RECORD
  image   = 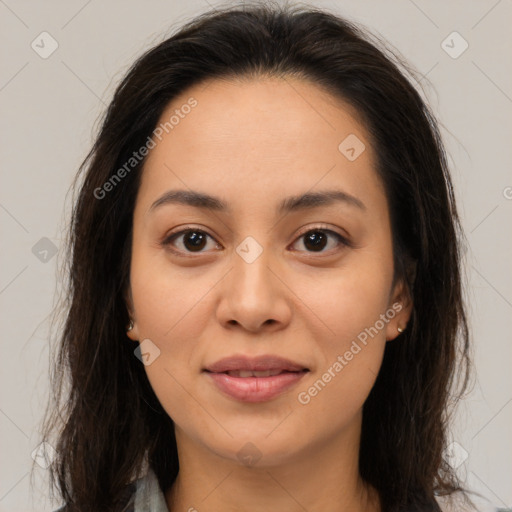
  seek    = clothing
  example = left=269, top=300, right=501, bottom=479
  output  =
left=53, top=469, right=502, bottom=511
left=53, top=468, right=168, bottom=512
left=131, top=467, right=168, bottom=511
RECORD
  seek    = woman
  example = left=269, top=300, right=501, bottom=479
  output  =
left=39, top=2, right=483, bottom=511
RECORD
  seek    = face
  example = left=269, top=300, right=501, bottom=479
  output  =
left=126, top=76, right=412, bottom=467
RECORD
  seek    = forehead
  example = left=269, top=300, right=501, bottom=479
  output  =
left=136, top=76, right=385, bottom=216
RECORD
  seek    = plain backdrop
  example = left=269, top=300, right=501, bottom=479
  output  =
left=0, top=0, right=511, bottom=511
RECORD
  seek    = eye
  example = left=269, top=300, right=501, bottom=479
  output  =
left=161, top=224, right=350, bottom=257
left=161, top=226, right=221, bottom=256
left=290, top=225, right=350, bottom=254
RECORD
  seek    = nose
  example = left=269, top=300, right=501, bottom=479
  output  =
left=216, top=249, right=292, bottom=333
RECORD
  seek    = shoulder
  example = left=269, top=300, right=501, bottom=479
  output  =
left=131, top=467, right=169, bottom=511
left=435, top=492, right=501, bottom=512
left=52, top=481, right=137, bottom=512
left=53, top=468, right=166, bottom=511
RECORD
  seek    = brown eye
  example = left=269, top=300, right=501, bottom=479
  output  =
left=291, top=228, right=349, bottom=254
left=162, top=228, right=220, bottom=254
left=161, top=225, right=350, bottom=258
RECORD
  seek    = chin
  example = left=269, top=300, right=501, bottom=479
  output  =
left=198, top=424, right=311, bottom=469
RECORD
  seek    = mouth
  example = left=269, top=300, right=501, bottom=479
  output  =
left=218, top=369, right=304, bottom=378
left=204, top=354, right=309, bottom=373
left=203, top=355, right=310, bottom=402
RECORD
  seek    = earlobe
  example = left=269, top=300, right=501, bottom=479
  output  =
left=123, top=284, right=138, bottom=341
left=386, top=318, right=408, bottom=342
left=126, top=319, right=139, bottom=341
left=385, top=278, right=413, bottom=342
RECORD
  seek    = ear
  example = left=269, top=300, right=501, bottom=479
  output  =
left=124, top=284, right=140, bottom=342
left=385, top=274, right=414, bottom=342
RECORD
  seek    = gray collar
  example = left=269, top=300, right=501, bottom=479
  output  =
left=133, top=467, right=169, bottom=511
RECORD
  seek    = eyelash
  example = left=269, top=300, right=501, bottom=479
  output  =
left=160, top=224, right=351, bottom=258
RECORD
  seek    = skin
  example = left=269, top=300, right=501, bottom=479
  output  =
left=126, top=76, right=412, bottom=512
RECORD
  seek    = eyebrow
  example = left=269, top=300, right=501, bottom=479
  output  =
left=148, top=188, right=366, bottom=215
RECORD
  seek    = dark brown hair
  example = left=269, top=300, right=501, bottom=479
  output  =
left=38, top=2, right=474, bottom=511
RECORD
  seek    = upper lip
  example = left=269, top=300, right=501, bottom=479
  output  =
left=204, top=355, right=309, bottom=373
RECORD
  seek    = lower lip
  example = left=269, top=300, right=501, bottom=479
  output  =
left=205, top=371, right=308, bottom=402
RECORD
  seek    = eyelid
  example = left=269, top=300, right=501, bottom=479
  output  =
left=162, top=224, right=214, bottom=243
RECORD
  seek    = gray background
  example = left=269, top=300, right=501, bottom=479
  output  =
left=0, top=0, right=511, bottom=510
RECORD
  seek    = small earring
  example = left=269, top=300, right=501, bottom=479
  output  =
left=397, top=325, right=404, bottom=333
left=127, top=320, right=134, bottom=332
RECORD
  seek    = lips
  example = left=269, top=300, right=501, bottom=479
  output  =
left=204, top=355, right=309, bottom=373
left=204, top=355, right=309, bottom=402
left=224, top=369, right=286, bottom=378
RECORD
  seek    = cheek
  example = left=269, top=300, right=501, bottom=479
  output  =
left=293, top=252, right=393, bottom=413
left=130, top=243, right=214, bottom=342
left=294, top=284, right=390, bottom=431
left=296, top=255, right=393, bottom=349
left=129, top=257, right=214, bottom=425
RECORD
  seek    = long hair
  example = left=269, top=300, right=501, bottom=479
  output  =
left=38, top=2, right=473, bottom=511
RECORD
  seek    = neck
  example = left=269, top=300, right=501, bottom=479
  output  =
left=165, top=412, right=381, bottom=512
